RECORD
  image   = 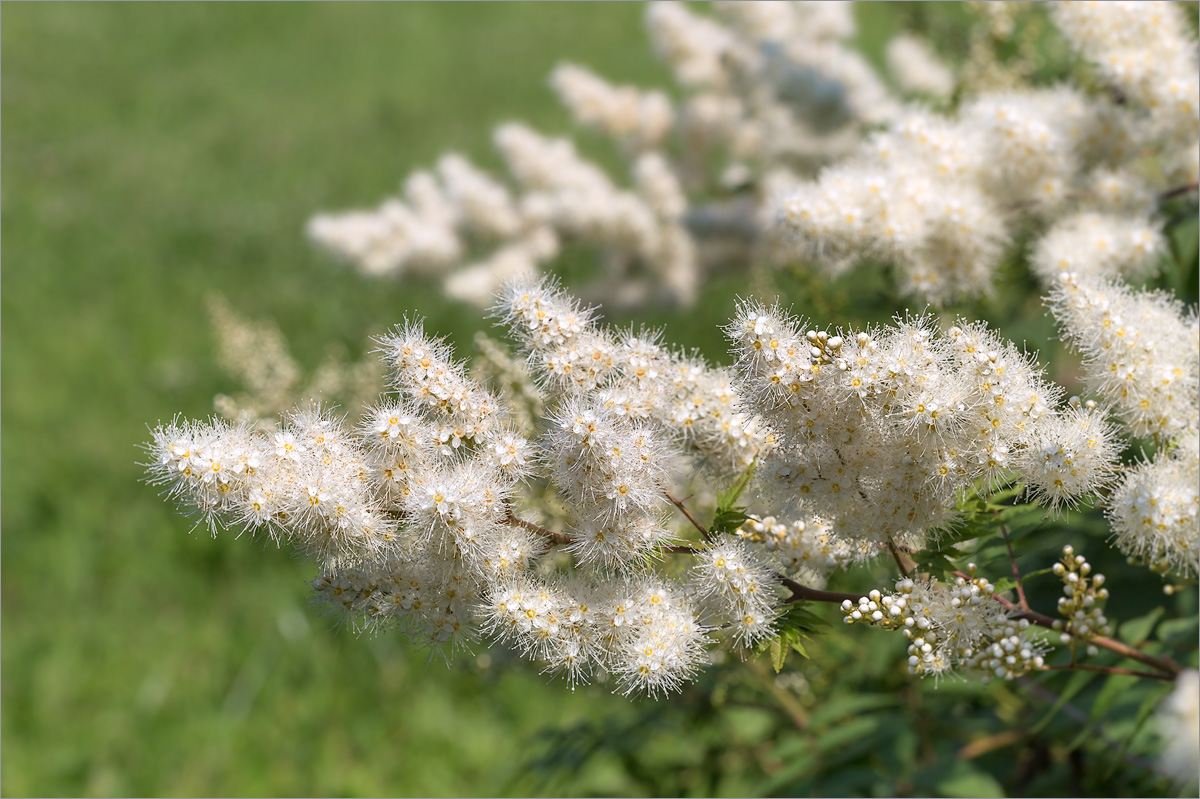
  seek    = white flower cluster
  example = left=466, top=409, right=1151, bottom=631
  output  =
left=482, top=576, right=707, bottom=696
left=149, top=278, right=788, bottom=695
left=651, top=1, right=896, bottom=165
left=1049, top=273, right=1199, bottom=441
left=778, top=83, right=1166, bottom=304
left=1048, top=272, right=1200, bottom=578
left=150, top=408, right=400, bottom=562
left=776, top=0, right=1198, bottom=305
left=689, top=540, right=779, bottom=648
left=1030, top=210, right=1164, bottom=286
left=736, top=514, right=864, bottom=588
left=307, top=2, right=957, bottom=310
left=549, top=63, right=673, bottom=152
left=1109, top=436, right=1200, bottom=580
left=841, top=571, right=1049, bottom=682
left=726, top=301, right=1117, bottom=547
left=308, top=123, right=698, bottom=310
left=1047, top=545, right=1110, bottom=652
left=152, top=272, right=1193, bottom=695
left=886, top=34, right=956, bottom=100
left=1052, top=1, right=1200, bottom=166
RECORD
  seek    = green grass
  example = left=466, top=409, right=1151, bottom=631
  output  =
left=6, top=4, right=1197, bottom=798
left=0, top=5, right=681, bottom=796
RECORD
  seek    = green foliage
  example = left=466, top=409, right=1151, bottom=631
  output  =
left=709, top=461, right=756, bottom=537
left=4, top=3, right=1197, bottom=798
left=752, top=604, right=831, bottom=674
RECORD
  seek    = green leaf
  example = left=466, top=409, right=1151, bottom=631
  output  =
left=716, top=460, right=756, bottom=510
left=936, top=761, right=1007, bottom=798
left=1031, top=669, right=1097, bottom=734
left=1119, top=607, right=1164, bottom=646
left=770, top=636, right=786, bottom=673
left=1090, top=673, right=1139, bottom=722
left=710, top=506, right=749, bottom=536
left=1102, top=684, right=1172, bottom=780
left=1157, top=616, right=1200, bottom=645
left=1020, top=566, right=1056, bottom=583
left=1065, top=674, right=1137, bottom=752
left=774, top=603, right=831, bottom=635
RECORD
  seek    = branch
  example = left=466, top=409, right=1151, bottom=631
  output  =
left=664, top=490, right=713, bottom=542
left=502, top=511, right=572, bottom=546
left=505, top=509, right=1183, bottom=679
left=997, top=514, right=1030, bottom=611
left=989, top=592, right=1182, bottom=677
left=886, top=537, right=917, bottom=577
left=1159, top=181, right=1199, bottom=202
left=778, top=575, right=867, bottom=605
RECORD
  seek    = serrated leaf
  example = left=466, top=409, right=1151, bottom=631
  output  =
left=770, top=636, right=786, bottom=673
left=993, top=577, right=1017, bottom=593
left=790, top=636, right=810, bottom=659
left=716, top=461, right=756, bottom=510
left=710, top=507, right=749, bottom=536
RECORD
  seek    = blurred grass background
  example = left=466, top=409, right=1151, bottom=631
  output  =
left=1, top=5, right=679, bottom=795
left=3, top=4, right=1196, bottom=798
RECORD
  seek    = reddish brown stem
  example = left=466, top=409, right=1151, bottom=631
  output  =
left=779, top=575, right=867, bottom=605
left=502, top=511, right=571, bottom=545
left=664, top=490, right=713, bottom=542
left=997, top=515, right=1030, bottom=611
left=662, top=543, right=703, bottom=554
left=1159, top=181, right=1199, bottom=201
left=886, top=538, right=916, bottom=577
left=989, top=592, right=1182, bottom=676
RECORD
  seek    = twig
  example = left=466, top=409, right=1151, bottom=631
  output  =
left=502, top=511, right=572, bottom=545
left=664, top=490, right=713, bottom=542
left=988, top=591, right=1182, bottom=676
left=1159, top=181, right=1199, bottom=202
left=997, top=514, right=1029, bottom=611
left=778, top=575, right=867, bottom=605
left=886, top=537, right=916, bottom=577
